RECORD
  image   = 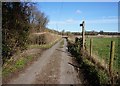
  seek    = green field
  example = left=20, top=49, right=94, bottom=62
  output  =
left=86, top=37, right=120, bottom=72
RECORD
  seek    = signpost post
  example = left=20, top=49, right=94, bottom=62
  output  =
left=80, top=21, right=85, bottom=49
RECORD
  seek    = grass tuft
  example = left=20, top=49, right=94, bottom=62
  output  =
left=59, top=39, right=64, bottom=48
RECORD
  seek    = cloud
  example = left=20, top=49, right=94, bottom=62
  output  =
left=66, top=19, right=78, bottom=23
left=76, top=10, right=82, bottom=14
left=48, top=21, right=65, bottom=25
left=102, top=16, right=117, bottom=19
left=86, top=17, right=117, bottom=24
left=49, top=18, right=80, bottom=25
left=48, top=16, right=117, bottom=28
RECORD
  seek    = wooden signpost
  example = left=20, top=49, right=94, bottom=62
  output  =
left=80, top=21, right=85, bottom=49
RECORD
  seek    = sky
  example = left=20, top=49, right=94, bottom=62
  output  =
left=36, top=2, right=118, bottom=32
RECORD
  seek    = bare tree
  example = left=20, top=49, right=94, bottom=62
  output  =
left=30, top=5, right=49, bottom=32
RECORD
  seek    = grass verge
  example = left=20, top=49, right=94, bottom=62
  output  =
left=2, top=54, right=37, bottom=84
left=67, top=39, right=111, bottom=85
left=3, top=55, right=33, bottom=77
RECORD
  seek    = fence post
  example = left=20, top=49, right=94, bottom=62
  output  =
left=90, top=38, right=92, bottom=56
left=109, top=41, right=115, bottom=85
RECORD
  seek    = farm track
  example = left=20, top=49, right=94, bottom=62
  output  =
left=6, top=39, right=82, bottom=84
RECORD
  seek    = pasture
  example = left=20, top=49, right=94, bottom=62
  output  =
left=86, top=37, right=120, bottom=72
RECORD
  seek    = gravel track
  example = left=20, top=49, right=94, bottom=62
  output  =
left=7, top=39, right=82, bottom=84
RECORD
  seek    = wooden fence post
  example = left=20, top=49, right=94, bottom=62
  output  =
left=38, top=36, right=40, bottom=45
left=90, top=38, right=93, bottom=56
left=109, top=41, right=115, bottom=85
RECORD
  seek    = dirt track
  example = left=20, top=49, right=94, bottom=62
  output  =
left=7, top=39, right=82, bottom=84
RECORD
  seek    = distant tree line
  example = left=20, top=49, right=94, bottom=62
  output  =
left=2, top=2, right=49, bottom=64
left=72, top=30, right=120, bottom=36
